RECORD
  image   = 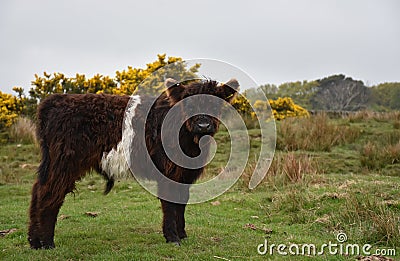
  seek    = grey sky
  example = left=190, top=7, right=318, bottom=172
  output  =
left=0, top=0, right=399, bottom=94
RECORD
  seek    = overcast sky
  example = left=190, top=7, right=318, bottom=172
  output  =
left=0, top=0, right=399, bottom=94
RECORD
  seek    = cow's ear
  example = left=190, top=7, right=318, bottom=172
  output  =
left=165, top=78, right=185, bottom=105
left=217, top=78, right=240, bottom=103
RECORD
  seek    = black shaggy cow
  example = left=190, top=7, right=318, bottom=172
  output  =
left=28, top=78, right=239, bottom=249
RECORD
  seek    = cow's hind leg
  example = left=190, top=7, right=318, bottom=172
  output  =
left=29, top=179, right=75, bottom=249
left=28, top=181, right=41, bottom=249
left=37, top=199, right=65, bottom=249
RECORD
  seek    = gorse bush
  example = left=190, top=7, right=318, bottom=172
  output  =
left=0, top=54, right=202, bottom=126
left=276, top=113, right=360, bottom=151
left=1, top=54, right=256, bottom=131
left=231, top=94, right=257, bottom=127
left=270, top=97, right=309, bottom=120
left=0, top=90, right=25, bottom=129
left=29, top=54, right=199, bottom=100
left=253, top=97, right=309, bottom=121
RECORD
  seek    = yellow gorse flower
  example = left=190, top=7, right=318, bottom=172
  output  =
left=0, top=91, right=25, bottom=128
left=254, top=97, right=309, bottom=121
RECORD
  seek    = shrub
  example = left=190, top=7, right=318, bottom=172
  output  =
left=0, top=91, right=25, bottom=129
left=253, top=97, right=309, bottom=121
left=232, top=94, right=254, bottom=117
left=269, top=97, right=309, bottom=120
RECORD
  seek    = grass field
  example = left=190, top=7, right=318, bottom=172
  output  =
left=0, top=115, right=399, bottom=260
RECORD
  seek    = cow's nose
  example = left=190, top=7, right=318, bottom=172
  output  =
left=198, top=123, right=211, bottom=131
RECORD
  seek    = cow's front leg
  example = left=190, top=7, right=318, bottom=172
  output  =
left=176, top=203, right=187, bottom=240
left=160, top=199, right=180, bottom=244
left=176, top=185, right=189, bottom=240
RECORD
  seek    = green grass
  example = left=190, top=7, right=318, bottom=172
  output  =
left=1, top=116, right=400, bottom=260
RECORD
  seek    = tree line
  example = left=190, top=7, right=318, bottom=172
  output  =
left=247, top=74, right=400, bottom=112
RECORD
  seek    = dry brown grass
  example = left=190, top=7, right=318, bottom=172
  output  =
left=277, top=114, right=360, bottom=151
left=266, top=152, right=321, bottom=186
left=360, top=131, right=400, bottom=170
left=9, top=117, right=37, bottom=145
left=348, top=110, right=400, bottom=122
left=239, top=152, right=321, bottom=189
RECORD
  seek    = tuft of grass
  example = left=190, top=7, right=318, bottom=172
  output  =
left=281, top=153, right=319, bottom=184
left=8, top=117, right=37, bottom=145
left=270, top=186, right=318, bottom=225
left=331, top=194, right=400, bottom=247
left=277, top=114, right=360, bottom=151
left=239, top=152, right=321, bottom=190
left=266, top=152, right=320, bottom=186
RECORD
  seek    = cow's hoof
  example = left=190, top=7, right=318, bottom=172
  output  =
left=166, top=239, right=181, bottom=246
left=178, top=231, right=187, bottom=240
left=171, top=241, right=181, bottom=246
left=28, top=237, right=42, bottom=250
left=40, top=240, right=55, bottom=249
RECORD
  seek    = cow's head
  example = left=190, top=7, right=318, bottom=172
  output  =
left=164, top=78, right=239, bottom=139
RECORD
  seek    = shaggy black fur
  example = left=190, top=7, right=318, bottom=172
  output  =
left=28, top=79, right=239, bottom=249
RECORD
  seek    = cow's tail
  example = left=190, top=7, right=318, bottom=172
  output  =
left=36, top=98, right=51, bottom=185
left=104, top=176, right=115, bottom=195
left=99, top=170, right=115, bottom=195
left=38, top=143, right=50, bottom=185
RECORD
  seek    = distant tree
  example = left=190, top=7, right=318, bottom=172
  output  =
left=369, top=82, right=400, bottom=111
left=242, top=87, right=268, bottom=105
left=256, top=81, right=318, bottom=109
left=310, top=74, right=369, bottom=111
left=277, top=80, right=318, bottom=109
left=236, top=74, right=400, bottom=114
left=259, top=84, right=279, bottom=99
